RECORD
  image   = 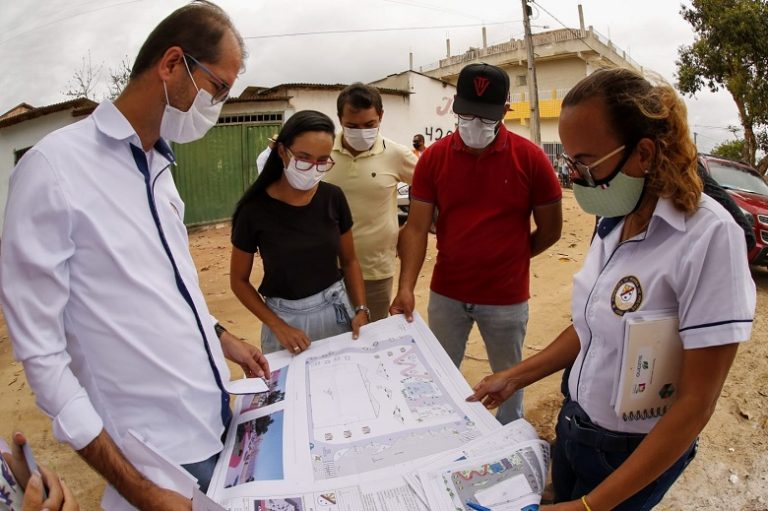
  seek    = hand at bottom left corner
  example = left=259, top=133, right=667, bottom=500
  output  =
left=21, top=466, right=80, bottom=511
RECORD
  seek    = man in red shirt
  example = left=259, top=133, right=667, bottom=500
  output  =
left=390, top=63, right=562, bottom=423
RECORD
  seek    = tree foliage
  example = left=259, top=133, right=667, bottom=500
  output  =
left=676, top=0, right=768, bottom=174
left=711, top=139, right=746, bottom=161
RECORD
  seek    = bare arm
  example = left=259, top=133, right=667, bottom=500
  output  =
left=530, top=200, right=563, bottom=257
left=338, top=230, right=369, bottom=336
left=219, top=330, right=270, bottom=379
left=389, top=200, right=434, bottom=320
left=77, top=430, right=191, bottom=511
left=468, top=324, right=581, bottom=407
left=579, top=343, right=738, bottom=511
left=229, top=247, right=310, bottom=353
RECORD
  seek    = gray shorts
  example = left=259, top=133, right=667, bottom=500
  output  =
left=261, top=279, right=353, bottom=354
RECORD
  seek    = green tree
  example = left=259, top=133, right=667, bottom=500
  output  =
left=676, top=0, right=768, bottom=174
left=711, top=139, right=746, bottom=161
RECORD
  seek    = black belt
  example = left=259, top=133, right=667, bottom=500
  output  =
left=560, top=399, right=646, bottom=453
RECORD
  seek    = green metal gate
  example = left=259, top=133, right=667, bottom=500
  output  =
left=171, top=123, right=280, bottom=226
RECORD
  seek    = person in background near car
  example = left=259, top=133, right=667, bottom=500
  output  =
left=412, top=134, right=426, bottom=158
left=324, top=83, right=417, bottom=321
left=469, top=68, right=755, bottom=511
left=391, top=63, right=563, bottom=425
left=230, top=111, right=369, bottom=355
left=0, top=3, right=270, bottom=509
left=557, top=152, right=571, bottom=188
left=255, top=133, right=277, bottom=175
left=1, top=432, right=79, bottom=511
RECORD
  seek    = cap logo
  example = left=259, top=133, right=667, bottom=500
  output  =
left=474, top=76, right=490, bottom=97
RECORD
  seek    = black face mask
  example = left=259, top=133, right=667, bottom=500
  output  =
left=413, top=142, right=420, bottom=149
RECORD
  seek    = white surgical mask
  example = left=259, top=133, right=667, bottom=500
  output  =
left=343, top=127, right=379, bottom=152
left=160, top=62, right=223, bottom=143
left=458, top=117, right=498, bottom=149
left=284, top=158, right=324, bottom=191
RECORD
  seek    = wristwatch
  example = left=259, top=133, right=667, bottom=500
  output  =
left=354, top=305, right=371, bottom=319
left=214, top=322, right=228, bottom=339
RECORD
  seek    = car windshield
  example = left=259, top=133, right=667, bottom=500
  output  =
left=708, top=161, right=768, bottom=196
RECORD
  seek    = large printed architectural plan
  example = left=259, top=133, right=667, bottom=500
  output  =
left=207, top=314, right=503, bottom=510
left=306, top=336, right=482, bottom=480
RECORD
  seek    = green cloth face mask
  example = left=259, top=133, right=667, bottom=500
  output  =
left=573, top=171, right=646, bottom=218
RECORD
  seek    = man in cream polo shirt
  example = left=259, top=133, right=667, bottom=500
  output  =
left=325, top=83, right=417, bottom=321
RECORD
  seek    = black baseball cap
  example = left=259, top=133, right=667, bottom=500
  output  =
left=453, top=63, right=510, bottom=121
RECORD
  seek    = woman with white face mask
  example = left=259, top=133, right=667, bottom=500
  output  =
left=468, top=69, right=755, bottom=511
left=230, top=111, right=369, bottom=355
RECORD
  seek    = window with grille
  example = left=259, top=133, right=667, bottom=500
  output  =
left=217, top=112, right=284, bottom=125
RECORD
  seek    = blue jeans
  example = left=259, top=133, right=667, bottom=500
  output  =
left=552, top=399, right=697, bottom=510
left=261, top=279, right=353, bottom=354
left=428, top=291, right=528, bottom=424
left=182, top=451, right=219, bottom=494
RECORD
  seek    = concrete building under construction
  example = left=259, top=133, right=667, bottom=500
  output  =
left=420, top=11, right=646, bottom=165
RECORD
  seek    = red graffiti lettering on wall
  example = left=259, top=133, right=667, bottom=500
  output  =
left=435, top=97, right=453, bottom=116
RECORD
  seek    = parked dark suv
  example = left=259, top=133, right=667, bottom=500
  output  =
left=699, top=154, right=768, bottom=265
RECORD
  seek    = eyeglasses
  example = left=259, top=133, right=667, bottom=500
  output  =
left=183, top=53, right=231, bottom=105
left=286, top=148, right=335, bottom=173
left=562, top=145, right=626, bottom=187
left=457, top=114, right=498, bottom=125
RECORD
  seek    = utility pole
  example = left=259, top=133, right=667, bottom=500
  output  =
left=521, top=0, right=541, bottom=145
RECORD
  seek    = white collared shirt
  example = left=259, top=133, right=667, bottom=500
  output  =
left=569, top=195, right=756, bottom=433
left=0, top=102, right=230, bottom=465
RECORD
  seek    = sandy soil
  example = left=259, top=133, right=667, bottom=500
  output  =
left=1, top=190, right=766, bottom=510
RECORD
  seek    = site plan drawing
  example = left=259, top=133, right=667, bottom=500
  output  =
left=206, top=314, right=503, bottom=510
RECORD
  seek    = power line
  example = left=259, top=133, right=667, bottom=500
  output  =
left=381, top=0, right=485, bottom=22
left=0, top=0, right=143, bottom=47
left=243, top=20, right=518, bottom=40
left=529, top=1, right=605, bottom=60
left=692, top=124, right=742, bottom=132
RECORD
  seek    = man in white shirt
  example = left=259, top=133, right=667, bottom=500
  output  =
left=255, top=134, right=277, bottom=174
left=0, top=3, right=269, bottom=510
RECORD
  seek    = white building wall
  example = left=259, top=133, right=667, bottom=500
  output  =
left=370, top=72, right=457, bottom=148
left=0, top=110, right=90, bottom=231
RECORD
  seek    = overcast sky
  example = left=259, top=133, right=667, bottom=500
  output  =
left=0, top=0, right=739, bottom=152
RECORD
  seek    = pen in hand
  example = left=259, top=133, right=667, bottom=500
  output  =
left=466, top=501, right=492, bottom=511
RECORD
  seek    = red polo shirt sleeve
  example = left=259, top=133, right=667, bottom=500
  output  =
left=529, top=146, right=562, bottom=206
left=410, top=143, right=438, bottom=204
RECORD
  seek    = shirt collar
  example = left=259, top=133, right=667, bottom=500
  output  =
left=596, top=197, right=687, bottom=239
left=333, top=131, right=385, bottom=157
left=651, top=196, right=686, bottom=232
left=93, top=100, right=139, bottom=142
left=451, top=122, right=509, bottom=154
left=93, top=100, right=175, bottom=165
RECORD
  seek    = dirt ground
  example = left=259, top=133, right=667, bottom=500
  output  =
left=1, top=190, right=766, bottom=510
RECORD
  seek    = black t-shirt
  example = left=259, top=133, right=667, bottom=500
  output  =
left=231, top=182, right=354, bottom=299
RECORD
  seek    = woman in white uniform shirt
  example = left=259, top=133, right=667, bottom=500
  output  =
left=468, top=68, right=755, bottom=511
